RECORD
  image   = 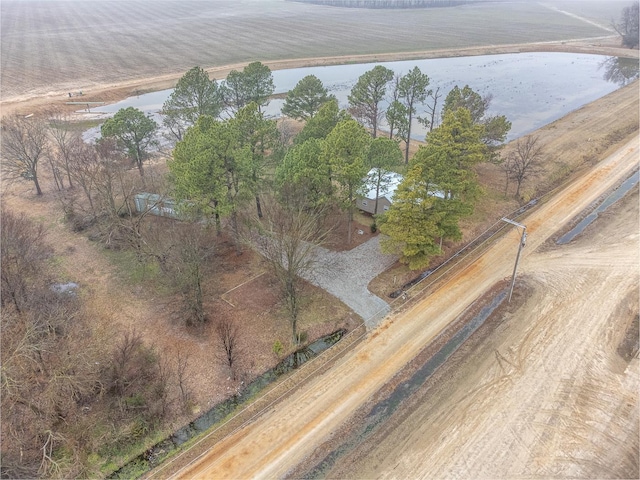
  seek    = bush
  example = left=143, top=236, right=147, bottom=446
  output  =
left=272, top=340, right=284, bottom=357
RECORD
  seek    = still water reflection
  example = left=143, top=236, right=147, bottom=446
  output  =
left=84, top=52, right=638, bottom=144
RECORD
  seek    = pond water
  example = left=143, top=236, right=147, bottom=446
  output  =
left=84, top=53, right=638, bottom=144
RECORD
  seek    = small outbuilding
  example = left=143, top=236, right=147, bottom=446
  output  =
left=134, top=193, right=182, bottom=219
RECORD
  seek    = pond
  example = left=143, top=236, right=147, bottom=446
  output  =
left=83, top=53, right=638, bottom=144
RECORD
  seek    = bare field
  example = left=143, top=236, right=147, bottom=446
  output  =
left=1, top=0, right=616, bottom=103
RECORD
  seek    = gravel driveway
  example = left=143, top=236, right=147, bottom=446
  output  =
left=302, top=235, right=397, bottom=329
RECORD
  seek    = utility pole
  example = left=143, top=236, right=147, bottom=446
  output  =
left=501, top=217, right=527, bottom=303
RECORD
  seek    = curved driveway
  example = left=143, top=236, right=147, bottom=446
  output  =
left=302, top=235, right=398, bottom=328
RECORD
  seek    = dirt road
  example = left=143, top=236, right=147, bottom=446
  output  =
left=169, top=134, right=638, bottom=477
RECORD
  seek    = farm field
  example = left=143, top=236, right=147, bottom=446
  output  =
left=0, top=0, right=622, bottom=106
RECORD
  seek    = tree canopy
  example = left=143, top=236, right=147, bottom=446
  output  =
left=294, top=98, right=348, bottom=144
left=169, top=115, right=250, bottom=245
left=101, top=107, right=157, bottom=175
left=282, top=75, right=335, bottom=120
left=222, top=61, right=275, bottom=112
left=232, top=102, right=278, bottom=218
left=323, top=118, right=371, bottom=244
left=442, top=85, right=511, bottom=155
left=365, top=137, right=403, bottom=215
left=442, top=85, right=488, bottom=124
left=397, top=67, right=431, bottom=163
left=380, top=108, right=486, bottom=269
left=348, top=65, right=394, bottom=138
left=0, top=114, right=49, bottom=195
left=162, top=66, right=223, bottom=141
left=275, top=138, right=332, bottom=210
left=385, top=99, right=409, bottom=142
left=613, top=2, right=639, bottom=48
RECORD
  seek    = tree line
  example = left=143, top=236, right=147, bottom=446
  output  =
left=288, top=0, right=473, bottom=8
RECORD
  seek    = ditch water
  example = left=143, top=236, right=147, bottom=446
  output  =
left=109, top=329, right=345, bottom=479
left=83, top=53, right=638, bottom=144
left=556, top=169, right=639, bottom=245
left=303, top=289, right=509, bottom=478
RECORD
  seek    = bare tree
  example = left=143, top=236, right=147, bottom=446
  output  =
left=107, top=329, right=168, bottom=420
left=214, top=317, right=243, bottom=380
left=47, top=108, right=86, bottom=189
left=612, top=2, right=639, bottom=48
left=62, top=139, right=102, bottom=227
left=0, top=208, right=52, bottom=313
left=155, top=351, right=173, bottom=417
left=149, top=221, right=217, bottom=326
left=1, top=242, right=104, bottom=478
left=504, top=135, right=545, bottom=198
left=174, top=350, right=192, bottom=409
left=1, top=114, right=50, bottom=195
left=253, top=200, right=330, bottom=344
left=418, top=85, right=443, bottom=133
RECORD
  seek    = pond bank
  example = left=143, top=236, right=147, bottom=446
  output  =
left=2, top=36, right=636, bottom=118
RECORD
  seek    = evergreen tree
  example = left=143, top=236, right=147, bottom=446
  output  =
left=169, top=116, right=250, bottom=247
left=398, top=67, right=430, bottom=163
left=442, top=84, right=511, bottom=157
left=380, top=108, right=486, bottom=269
left=275, top=138, right=332, bottom=210
left=101, top=107, right=157, bottom=175
left=323, top=119, right=371, bottom=244
left=294, top=99, right=348, bottom=144
left=282, top=75, right=335, bottom=120
left=162, top=66, right=223, bottom=141
left=348, top=65, right=394, bottom=138
left=232, top=102, right=278, bottom=218
left=222, top=61, right=275, bottom=112
left=365, top=137, right=403, bottom=215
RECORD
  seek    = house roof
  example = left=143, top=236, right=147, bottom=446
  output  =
left=362, top=170, right=404, bottom=201
left=361, top=169, right=446, bottom=203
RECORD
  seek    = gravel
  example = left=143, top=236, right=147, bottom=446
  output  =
left=302, top=235, right=398, bottom=329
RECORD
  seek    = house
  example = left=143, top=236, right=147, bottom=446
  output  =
left=357, top=169, right=446, bottom=215
left=357, top=170, right=404, bottom=215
